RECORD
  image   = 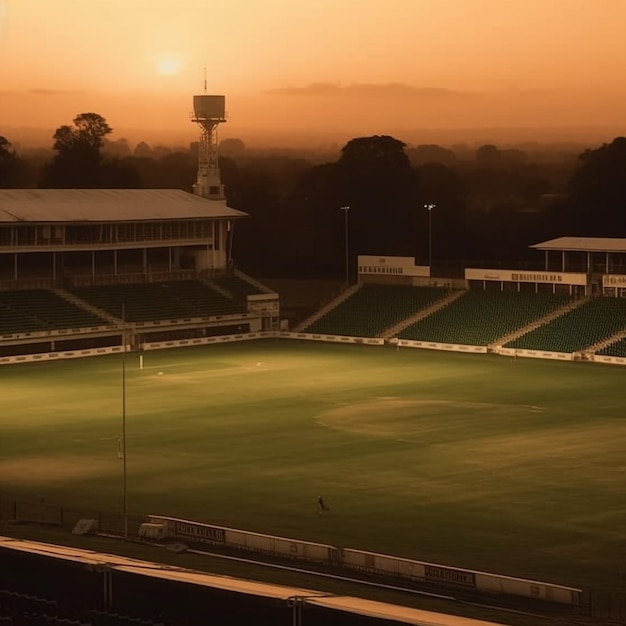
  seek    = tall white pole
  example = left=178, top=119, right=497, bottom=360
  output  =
left=121, top=305, right=128, bottom=541
left=340, top=206, right=350, bottom=286
left=424, top=204, right=436, bottom=271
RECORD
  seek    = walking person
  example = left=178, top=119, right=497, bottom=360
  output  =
left=317, top=495, right=330, bottom=516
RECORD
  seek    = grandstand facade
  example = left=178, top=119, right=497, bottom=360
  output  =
left=0, top=189, right=279, bottom=361
left=294, top=242, right=626, bottom=366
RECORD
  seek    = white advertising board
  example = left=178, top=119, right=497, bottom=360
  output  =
left=358, top=255, right=430, bottom=277
left=465, top=268, right=587, bottom=286
left=602, top=274, right=626, bottom=288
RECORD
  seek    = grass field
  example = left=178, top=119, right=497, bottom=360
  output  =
left=1, top=340, right=626, bottom=592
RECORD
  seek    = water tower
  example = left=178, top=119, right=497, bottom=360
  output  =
left=192, top=94, right=226, bottom=200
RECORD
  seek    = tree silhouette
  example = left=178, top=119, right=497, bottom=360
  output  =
left=41, top=113, right=138, bottom=188
left=0, top=136, right=21, bottom=187
left=334, top=135, right=418, bottom=256
left=567, top=137, right=626, bottom=235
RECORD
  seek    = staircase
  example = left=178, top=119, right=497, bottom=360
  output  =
left=54, top=288, right=119, bottom=325
left=293, top=284, right=361, bottom=332
left=201, top=278, right=234, bottom=299
left=586, top=328, right=626, bottom=354
left=381, top=289, right=466, bottom=339
left=234, top=268, right=275, bottom=294
left=489, top=296, right=588, bottom=348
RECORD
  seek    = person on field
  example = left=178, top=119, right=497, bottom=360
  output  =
left=317, top=496, right=330, bottom=516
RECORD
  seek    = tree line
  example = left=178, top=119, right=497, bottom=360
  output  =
left=1, top=113, right=626, bottom=278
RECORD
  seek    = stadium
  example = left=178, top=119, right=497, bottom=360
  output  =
left=2, top=97, right=626, bottom=626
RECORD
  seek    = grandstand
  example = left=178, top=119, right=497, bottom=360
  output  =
left=0, top=189, right=279, bottom=359
left=398, top=289, right=574, bottom=346
left=292, top=242, right=626, bottom=364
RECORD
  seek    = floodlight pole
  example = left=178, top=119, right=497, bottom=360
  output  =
left=121, top=305, right=128, bottom=541
left=424, top=204, right=436, bottom=271
left=340, top=206, right=350, bottom=286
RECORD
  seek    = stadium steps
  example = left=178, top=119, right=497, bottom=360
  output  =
left=381, top=289, right=466, bottom=339
left=234, top=268, right=275, bottom=294
left=53, top=288, right=120, bottom=325
left=504, top=296, right=626, bottom=353
left=490, top=295, right=587, bottom=348
left=293, top=283, right=361, bottom=332
left=201, top=278, right=235, bottom=299
left=587, top=327, right=626, bottom=354
left=597, top=335, right=626, bottom=358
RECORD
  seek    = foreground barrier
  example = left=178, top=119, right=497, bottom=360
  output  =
left=142, top=331, right=276, bottom=351
left=145, top=515, right=582, bottom=606
left=497, top=347, right=573, bottom=361
left=0, top=329, right=621, bottom=369
left=147, top=515, right=338, bottom=565
left=0, top=345, right=124, bottom=365
left=341, top=548, right=582, bottom=605
left=397, top=339, right=487, bottom=354
left=277, top=331, right=385, bottom=345
left=593, top=354, right=626, bottom=366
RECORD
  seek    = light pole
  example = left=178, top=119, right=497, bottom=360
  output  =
left=340, top=205, right=350, bottom=286
left=424, top=204, right=435, bottom=271
left=121, top=305, right=128, bottom=541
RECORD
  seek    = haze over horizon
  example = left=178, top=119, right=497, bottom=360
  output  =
left=1, top=0, right=625, bottom=148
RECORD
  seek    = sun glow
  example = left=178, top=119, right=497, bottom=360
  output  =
left=156, top=55, right=182, bottom=76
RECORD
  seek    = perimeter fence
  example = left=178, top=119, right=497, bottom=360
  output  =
left=4, top=492, right=626, bottom=624
left=0, top=493, right=147, bottom=537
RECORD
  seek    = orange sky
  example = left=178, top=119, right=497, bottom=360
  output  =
left=1, top=0, right=625, bottom=147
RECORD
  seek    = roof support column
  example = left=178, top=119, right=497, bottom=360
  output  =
left=92, top=251, right=95, bottom=277
left=606, top=251, right=610, bottom=273
left=53, top=252, right=56, bottom=281
left=562, top=250, right=565, bottom=272
left=114, top=250, right=118, bottom=276
left=14, top=252, right=17, bottom=280
left=544, top=250, right=548, bottom=270
left=143, top=248, right=147, bottom=279
left=587, top=251, right=591, bottom=272
left=168, top=247, right=172, bottom=273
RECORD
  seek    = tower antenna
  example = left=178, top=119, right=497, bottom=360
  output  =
left=203, top=64, right=207, bottom=94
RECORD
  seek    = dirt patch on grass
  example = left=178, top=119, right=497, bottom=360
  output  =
left=317, top=397, right=543, bottom=440
left=0, top=456, right=112, bottom=484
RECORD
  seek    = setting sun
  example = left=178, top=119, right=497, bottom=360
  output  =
left=1, top=0, right=626, bottom=145
left=156, top=54, right=182, bottom=76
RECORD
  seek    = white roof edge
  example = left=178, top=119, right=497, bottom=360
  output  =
left=0, top=189, right=247, bottom=223
left=530, top=237, right=626, bottom=253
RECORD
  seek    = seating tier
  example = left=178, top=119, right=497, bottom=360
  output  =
left=71, top=281, right=242, bottom=323
left=305, top=284, right=449, bottom=337
left=399, top=290, right=572, bottom=346
left=506, top=296, right=626, bottom=353
left=0, top=290, right=106, bottom=335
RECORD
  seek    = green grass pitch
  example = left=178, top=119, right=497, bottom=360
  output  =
left=1, top=340, right=626, bottom=591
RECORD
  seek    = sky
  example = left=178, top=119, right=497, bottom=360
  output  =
left=1, top=0, right=625, bottom=147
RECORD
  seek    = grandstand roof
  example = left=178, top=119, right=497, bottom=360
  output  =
left=531, top=237, right=626, bottom=253
left=0, top=189, right=247, bottom=223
